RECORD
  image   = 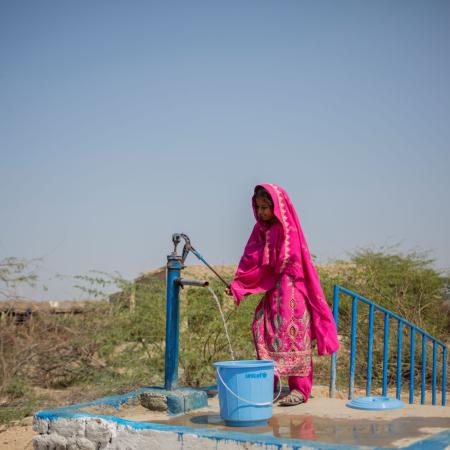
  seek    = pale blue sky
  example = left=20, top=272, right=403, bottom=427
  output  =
left=1, top=1, right=449, bottom=300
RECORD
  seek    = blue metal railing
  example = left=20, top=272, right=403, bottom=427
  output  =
left=329, top=285, right=448, bottom=406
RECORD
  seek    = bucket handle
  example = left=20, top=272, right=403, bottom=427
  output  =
left=216, top=368, right=283, bottom=406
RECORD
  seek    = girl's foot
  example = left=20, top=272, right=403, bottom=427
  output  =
left=278, top=389, right=305, bottom=407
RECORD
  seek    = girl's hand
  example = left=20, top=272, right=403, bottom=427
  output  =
left=225, top=288, right=232, bottom=296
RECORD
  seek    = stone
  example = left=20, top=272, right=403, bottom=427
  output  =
left=33, top=434, right=52, bottom=450
left=33, top=433, right=67, bottom=450
left=85, top=417, right=116, bottom=448
left=33, top=418, right=49, bottom=434
left=139, top=392, right=167, bottom=411
left=49, top=418, right=86, bottom=438
left=139, top=388, right=207, bottom=414
left=111, top=427, right=181, bottom=450
left=66, top=437, right=96, bottom=450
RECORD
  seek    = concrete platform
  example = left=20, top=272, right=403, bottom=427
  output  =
left=32, top=386, right=450, bottom=450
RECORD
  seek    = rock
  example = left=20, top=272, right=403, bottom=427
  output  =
left=139, top=392, right=167, bottom=411
left=66, top=437, right=96, bottom=450
left=33, top=433, right=67, bottom=450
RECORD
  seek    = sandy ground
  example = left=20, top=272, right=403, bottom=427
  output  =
left=0, top=417, right=34, bottom=450
left=1, top=386, right=448, bottom=450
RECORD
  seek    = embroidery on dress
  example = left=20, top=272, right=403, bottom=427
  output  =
left=263, top=229, right=270, bottom=265
left=269, top=184, right=290, bottom=272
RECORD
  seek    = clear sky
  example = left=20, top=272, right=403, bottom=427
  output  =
left=1, top=1, right=449, bottom=300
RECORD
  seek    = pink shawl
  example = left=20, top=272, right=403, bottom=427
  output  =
left=230, top=184, right=339, bottom=356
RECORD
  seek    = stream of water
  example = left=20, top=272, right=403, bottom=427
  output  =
left=207, top=286, right=235, bottom=360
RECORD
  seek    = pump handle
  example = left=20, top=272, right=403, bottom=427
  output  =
left=175, top=233, right=231, bottom=289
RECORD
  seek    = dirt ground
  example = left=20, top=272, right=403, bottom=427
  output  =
left=0, top=417, right=34, bottom=450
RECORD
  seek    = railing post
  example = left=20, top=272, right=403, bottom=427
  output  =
left=382, top=313, right=389, bottom=396
left=396, top=321, right=403, bottom=400
left=432, top=340, right=437, bottom=405
left=409, top=328, right=415, bottom=404
left=330, top=285, right=340, bottom=398
left=349, top=296, right=358, bottom=400
left=421, top=334, right=427, bottom=405
left=366, top=304, right=375, bottom=396
left=442, top=346, right=447, bottom=406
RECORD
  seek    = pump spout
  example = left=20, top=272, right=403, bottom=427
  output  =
left=175, top=278, right=209, bottom=288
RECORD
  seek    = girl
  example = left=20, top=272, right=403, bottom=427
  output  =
left=226, top=184, right=339, bottom=406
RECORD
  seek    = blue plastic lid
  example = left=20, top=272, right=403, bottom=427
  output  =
left=346, top=396, right=405, bottom=410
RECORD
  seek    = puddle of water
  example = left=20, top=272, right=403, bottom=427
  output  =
left=153, top=413, right=450, bottom=448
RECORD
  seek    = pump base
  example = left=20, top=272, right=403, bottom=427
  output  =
left=139, top=387, right=208, bottom=415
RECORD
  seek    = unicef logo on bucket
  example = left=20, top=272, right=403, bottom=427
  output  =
left=245, top=372, right=267, bottom=379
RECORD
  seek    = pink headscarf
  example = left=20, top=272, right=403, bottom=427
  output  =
left=230, top=184, right=339, bottom=356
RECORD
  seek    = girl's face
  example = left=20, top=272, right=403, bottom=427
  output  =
left=255, top=196, right=275, bottom=223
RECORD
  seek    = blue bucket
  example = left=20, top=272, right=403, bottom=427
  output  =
left=213, top=360, right=274, bottom=427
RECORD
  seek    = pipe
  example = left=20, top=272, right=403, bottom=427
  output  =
left=175, top=278, right=209, bottom=288
left=164, top=253, right=182, bottom=390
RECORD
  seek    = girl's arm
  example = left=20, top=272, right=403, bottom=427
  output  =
left=229, top=265, right=277, bottom=305
left=228, top=224, right=280, bottom=305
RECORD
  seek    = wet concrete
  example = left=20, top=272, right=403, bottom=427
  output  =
left=153, top=413, right=450, bottom=448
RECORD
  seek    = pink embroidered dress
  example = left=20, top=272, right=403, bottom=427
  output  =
left=230, top=184, right=339, bottom=381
